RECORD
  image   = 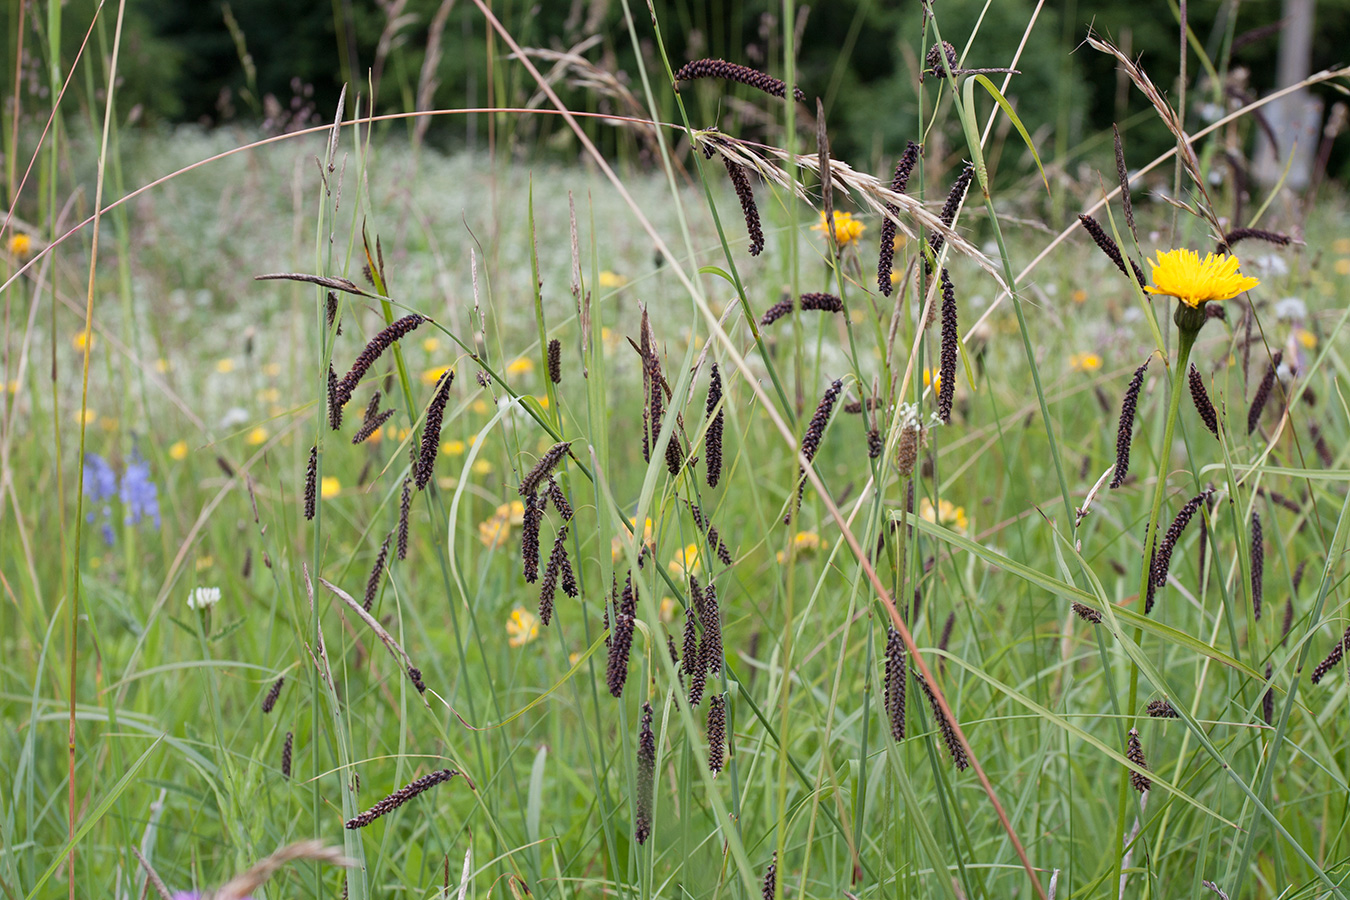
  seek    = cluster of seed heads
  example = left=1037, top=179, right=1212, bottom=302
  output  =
left=916, top=670, right=968, bottom=770
left=635, top=703, right=655, bottom=844
left=1126, top=728, right=1151, bottom=792
left=673, top=58, right=805, bottom=102
left=1077, top=213, right=1146, bottom=288
left=759, top=292, right=844, bottom=327
left=878, top=141, right=920, bottom=296
left=1147, top=698, right=1179, bottom=718
left=413, top=370, right=454, bottom=490
left=1152, top=489, right=1213, bottom=589
left=1189, top=364, right=1219, bottom=437
left=705, top=365, right=725, bottom=488
left=344, top=769, right=459, bottom=829
left=1110, top=358, right=1150, bottom=488
left=883, top=627, right=907, bottom=741
left=261, top=676, right=285, bottom=714
left=1312, top=626, right=1350, bottom=684
left=788, top=379, right=844, bottom=522
left=937, top=269, right=959, bottom=423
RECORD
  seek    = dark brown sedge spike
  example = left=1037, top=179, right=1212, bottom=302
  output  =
left=937, top=269, right=958, bottom=423
left=1251, top=511, right=1264, bottom=621
left=558, top=538, right=578, bottom=598
left=1110, top=358, right=1150, bottom=488
left=1153, top=488, right=1213, bottom=588
left=916, top=670, right=969, bottom=770
left=1147, top=698, right=1179, bottom=718
left=707, top=692, right=727, bottom=774
left=705, top=363, right=725, bottom=489
left=924, top=41, right=959, bottom=79
left=1293, top=560, right=1308, bottom=593
left=281, top=731, right=293, bottom=779
left=698, top=580, right=724, bottom=676
left=1126, top=728, right=1151, bottom=792
left=606, top=613, right=635, bottom=698
left=407, top=665, right=426, bottom=694
left=414, top=369, right=454, bottom=490
left=682, top=602, right=700, bottom=678
left=539, top=524, right=567, bottom=626
left=521, top=493, right=544, bottom=584
left=261, top=676, right=285, bottom=714
left=397, top=478, right=412, bottom=560
left=327, top=365, right=343, bottom=430
left=1311, top=626, right=1350, bottom=684
left=547, top=338, right=562, bottom=384
left=520, top=441, right=573, bottom=498
left=1262, top=663, right=1274, bottom=726
left=303, top=445, right=318, bottom=520
left=1216, top=227, right=1291, bottom=255
left=1282, top=597, right=1295, bottom=643
left=926, top=164, right=975, bottom=268
left=1077, top=214, right=1145, bottom=287
left=1311, top=423, right=1334, bottom=468
left=673, top=58, right=806, bottom=103
left=788, top=379, right=844, bottom=522
left=635, top=702, right=656, bottom=845
left=344, top=769, right=459, bottom=829
left=722, top=154, right=765, bottom=257
left=1144, top=537, right=1159, bottom=616
left=762, top=853, right=777, bottom=900
left=335, top=314, right=427, bottom=411
left=326, top=291, right=343, bottom=335
left=884, top=627, right=907, bottom=741
left=546, top=477, right=573, bottom=521
left=363, top=531, right=393, bottom=612
left=878, top=141, right=920, bottom=296
left=1247, top=351, right=1282, bottom=435
left=1113, top=124, right=1137, bottom=241
left=1072, top=602, right=1102, bottom=624
left=1189, top=364, right=1219, bottom=437
left=352, top=408, right=395, bottom=445
left=759, top=292, right=845, bottom=327
left=867, top=428, right=883, bottom=459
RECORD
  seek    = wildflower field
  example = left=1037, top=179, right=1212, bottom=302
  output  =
left=3, top=3, right=1350, bottom=899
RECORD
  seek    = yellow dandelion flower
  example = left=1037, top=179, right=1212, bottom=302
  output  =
left=422, top=337, right=442, bottom=353
left=1144, top=249, right=1260, bottom=308
left=612, top=516, right=656, bottom=562
left=777, top=530, right=829, bottom=564
left=659, top=596, right=676, bottom=623
left=535, top=395, right=550, bottom=409
left=1336, top=238, right=1350, bottom=254
left=1296, top=329, right=1317, bottom=349
left=155, top=358, right=171, bottom=374
left=506, top=607, right=540, bottom=647
left=257, top=387, right=281, bottom=404
left=472, top=459, right=494, bottom=475
left=422, top=364, right=451, bottom=386
left=923, top=368, right=942, bottom=392
left=471, top=399, right=489, bottom=414
left=669, top=543, right=702, bottom=579
left=506, top=357, right=534, bottom=376
left=74, top=409, right=98, bottom=426
left=246, top=426, right=268, bottom=445
left=263, top=362, right=282, bottom=377
left=320, top=476, right=341, bottom=499
left=598, top=270, right=628, bottom=288
left=1071, top=289, right=1088, bottom=304
left=169, top=440, right=189, bottom=461
left=919, top=497, right=968, bottom=532
left=442, top=439, right=466, bottom=456
left=1336, top=259, right=1350, bottom=276
left=215, top=358, right=236, bottom=374
left=811, top=210, right=866, bottom=247
left=7, top=233, right=32, bottom=259
left=72, top=332, right=93, bottom=352
left=1069, top=352, right=1102, bottom=372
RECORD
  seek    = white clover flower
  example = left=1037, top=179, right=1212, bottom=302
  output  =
left=188, top=586, right=221, bottom=610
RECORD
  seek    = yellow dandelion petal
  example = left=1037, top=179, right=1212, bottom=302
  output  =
left=257, top=387, right=281, bottom=404
left=320, top=476, right=341, bottom=499
left=72, top=332, right=93, bottom=351
left=154, top=358, right=171, bottom=374
left=471, top=399, right=489, bottom=414
left=6, top=379, right=20, bottom=394
left=7, top=233, right=32, bottom=258
left=422, top=337, right=442, bottom=353
left=215, top=358, right=236, bottom=374
left=478, top=513, right=512, bottom=549
left=1144, top=249, right=1260, bottom=308
left=659, top=597, right=676, bottom=623
left=169, top=440, right=189, bottom=461
left=472, top=459, right=494, bottom=475
left=195, top=556, right=214, bottom=572
left=1070, top=352, right=1102, bottom=372
left=669, top=543, right=702, bottom=578
left=1336, top=238, right=1350, bottom=254
left=263, top=362, right=282, bottom=377
left=811, top=210, right=866, bottom=247
left=598, top=270, right=627, bottom=288
left=506, top=357, right=534, bottom=376
left=74, top=409, right=98, bottom=426
left=1297, top=329, right=1317, bottom=349
left=422, top=364, right=452, bottom=386
left=507, top=607, right=540, bottom=647
left=443, top=439, right=466, bottom=456
left=246, top=426, right=269, bottom=445
left=1071, top=289, right=1088, bottom=304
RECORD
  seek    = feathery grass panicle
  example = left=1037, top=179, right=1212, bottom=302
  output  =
left=1113, top=124, right=1137, bottom=241
left=1110, top=358, right=1150, bottom=489
left=705, top=363, right=725, bottom=488
left=673, top=58, right=806, bottom=102
left=363, top=531, right=392, bottom=612
left=344, top=769, right=459, bottom=829
left=762, top=853, right=777, bottom=900
left=1077, top=214, right=1144, bottom=286
left=304, top=446, right=318, bottom=520
left=708, top=692, right=727, bottom=774
left=520, top=442, right=573, bottom=498
left=635, top=702, right=655, bottom=845
left=789, top=379, right=844, bottom=521
left=521, top=493, right=544, bottom=583
left=262, top=676, right=285, bottom=714
left=407, top=665, right=426, bottom=694
left=699, top=580, right=723, bottom=676
left=1072, top=602, right=1102, bottom=624
left=547, top=338, right=562, bottom=384
left=1189, top=364, right=1219, bottom=437
left=352, top=408, right=395, bottom=444
left=878, top=141, right=920, bottom=295
left=414, top=369, right=454, bottom=489
left=1126, top=728, right=1152, bottom=792
left=1147, top=698, right=1179, bottom=718
left=606, top=613, right=635, bottom=698
left=397, top=478, right=412, bottom=560
left=281, top=731, right=293, bottom=780
left=917, top=670, right=968, bottom=770
left=546, top=477, right=573, bottom=521
left=335, top=314, right=427, bottom=411
left=1216, top=227, right=1291, bottom=255
left=1263, top=663, right=1274, bottom=726
left=539, top=525, right=568, bottom=625
left=1248, top=351, right=1282, bottom=435
left=722, top=154, right=765, bottom=256
left=1311, top=626, right=1350, bottom=684
left=1153, top=488, right=1214, bottom=588
left=937, top=269, right=959, bottom=423
left=884, top=627, right=907, bottom=741
left=759, top=292, right=844, bottom=327
left=1251, top=511, right=1264, bottom=621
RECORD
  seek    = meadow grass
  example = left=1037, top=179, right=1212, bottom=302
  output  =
left=3, top=4, right=1350, bottom=900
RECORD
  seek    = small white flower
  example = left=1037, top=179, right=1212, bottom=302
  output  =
left=219, top=407, right=250, bottom=429
left=188, top=586, right=221, bottom=610
left=1274, top=296, right=1307, bottom=321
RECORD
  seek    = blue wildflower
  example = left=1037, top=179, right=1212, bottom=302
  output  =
left=120, top=449, right=161, bottom=529
left=82, top=453, right=117, bottom=546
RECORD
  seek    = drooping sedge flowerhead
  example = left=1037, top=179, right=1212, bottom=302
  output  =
left=1144, top=249, right=1259, bottom=309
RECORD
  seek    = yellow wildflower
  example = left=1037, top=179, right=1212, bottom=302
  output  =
left=479, top=500, right=526, bottom=549
left=1296, top=329, right=1317, bottom=349
left=612, top=517, right=656, bottom=561
left=919, top=497, right=968, bottom=532
left=422, top=365, right=452, bottom=386
left=669, top=543, right=702, bottom=579
left=1336, top=238, right=1350, bottom=254
left=7, top=233, right=32, bottom=259
left=923, top=368, right=942, bottom=393
left=811, top=210, right=866, bottom=248
left=74, top=409, right=98, bottom=426
left=72, top=332, right=93, bottom=352
left=659, top=597, right=676, bottom=623
left=1071, top=289, right=1088, bottom=304
left=263, top=362, right=281, bottom=377
left=6, top=379, right=19, bottom=394
left=320, top=476, right=341, bottom=499
left=506, top=357, right=534, bottom=376
left=1069, top=352, right=1102, bottom=372
left=1144, top=249, right=1259, bottom=308
left=257, top=387, right=281, bottom=404
left=422, top=337, right=441, bottom=353
left=777, top=531, right=828, bottom=564
left=443, top=439, right=466, bottom=456
left=215, top=358, right=235, bottom=374
left=471, top=399, right=489, bottom=414
left=598, top=270, right=628, bottom=288
left=506, top=607, right=540, bottom=647
left=246, top=426, right=268, bottom=446
left=472, top=459, right=494, bottom=475
left=154, top=358, right=171, bottom=374
left=169, top=440, right=189, bottom=461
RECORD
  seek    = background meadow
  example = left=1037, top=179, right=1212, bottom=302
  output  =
left=2, top=2, right=1350, bottom=899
